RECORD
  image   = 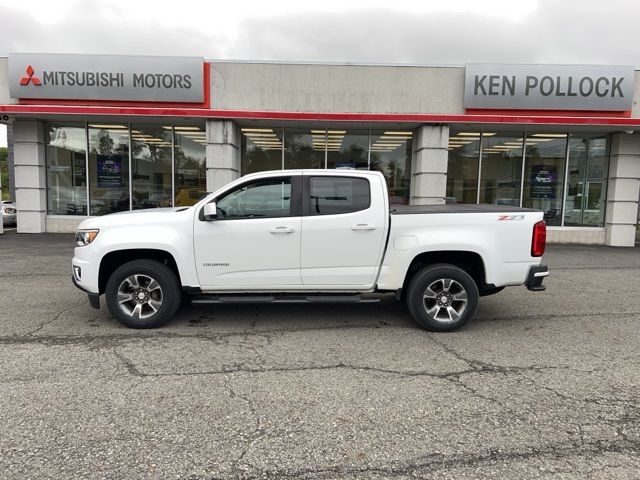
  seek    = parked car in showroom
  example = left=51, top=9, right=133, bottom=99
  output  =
left=2, top=200, right=16, bottom=226
left=72, top=170, right=548, bottom=331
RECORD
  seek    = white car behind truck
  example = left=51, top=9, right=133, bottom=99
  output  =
left=72, top=169, right=549, bottom=331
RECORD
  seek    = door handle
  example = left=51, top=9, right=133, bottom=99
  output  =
left=270, top=226, right=295, bottom=234
left=351, top=223, right=376, bottom=231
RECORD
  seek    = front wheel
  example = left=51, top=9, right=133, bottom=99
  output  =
left=105, top=259, right=181, bottom=329
left=406, top=264, right=479, bottom=332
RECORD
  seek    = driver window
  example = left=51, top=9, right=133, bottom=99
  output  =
left=215, top=178, right=292, bottom=219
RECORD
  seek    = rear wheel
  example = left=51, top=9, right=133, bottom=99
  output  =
left=105, top=259, right=181, bottom=329
left=406, top=264, right=479, bottom=332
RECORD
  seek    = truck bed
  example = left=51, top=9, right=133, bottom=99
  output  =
left=390, top=204, right=540, bottom=215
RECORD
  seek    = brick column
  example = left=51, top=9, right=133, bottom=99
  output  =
left=13, top=120, right=46, bottom=233
left=605, top=133, right=640, bottom=247
left=205, top=119, right=240, bottom=193
left=410, top=124, right=449, bottom=205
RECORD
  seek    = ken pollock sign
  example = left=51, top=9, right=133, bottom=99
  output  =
left=464, top=64, right=635, bottom=111
left=8, top=53, right=204, bottom=103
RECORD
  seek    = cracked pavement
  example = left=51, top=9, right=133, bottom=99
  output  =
left=0, top=232, right=639, bottom=479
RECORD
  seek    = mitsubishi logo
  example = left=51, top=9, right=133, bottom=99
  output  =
left=20, top=65, right=42, bottom=86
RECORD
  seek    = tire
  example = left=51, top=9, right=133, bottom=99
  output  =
left=406, top=264, right=479, bottom=332
left=105, top=259, right=181, bottom=329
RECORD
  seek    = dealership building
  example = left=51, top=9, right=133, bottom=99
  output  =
left=1, top=53, right=639, bottom=246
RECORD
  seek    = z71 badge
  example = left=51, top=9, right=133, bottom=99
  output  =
left=497, top=215, right=525, bottom=221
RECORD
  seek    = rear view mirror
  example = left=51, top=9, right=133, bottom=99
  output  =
left=203, top=202, right=217, bottom=220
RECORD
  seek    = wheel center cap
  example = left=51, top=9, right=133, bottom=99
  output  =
left=137, top=292, right=146, bottom=300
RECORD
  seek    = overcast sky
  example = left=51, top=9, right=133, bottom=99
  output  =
left=1, top=0, right=639, bottom=147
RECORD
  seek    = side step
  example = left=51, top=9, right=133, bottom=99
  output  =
left=191, top=293, right=380, bottom=305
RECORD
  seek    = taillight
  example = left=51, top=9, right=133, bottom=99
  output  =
left=531, top=220, right=546, bottom=257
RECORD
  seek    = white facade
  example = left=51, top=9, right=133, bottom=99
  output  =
left=1, top=58, right=639, bottom=245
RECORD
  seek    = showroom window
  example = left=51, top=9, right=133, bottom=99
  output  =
left=241, top=127, right=284, bottom=174
left=370, top=130, right=412, bottom=205
left=326, top=130, right=369, bottom=170
left=447, top=131, right=610, bottom=227
left=88, top=124, right=130, bottom=215
left=564, top=134, right=610, bottom=227
left=240, top=128, right=411, bottom=205
left=479, top=132, right=523, bottom=206
left=131, top=125, right=173, bottom=210
left=174, top=126, right=207, bottom=206
left=522, top=134, right=568, bottom=226
left=46, top=124, right=87, bottom=215
left=47, top=123, right=205, bottom=215
left=283, top=128, right=325, bottom=170
left=446, top=132, right=481, bottom=204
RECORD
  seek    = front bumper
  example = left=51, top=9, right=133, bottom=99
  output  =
left=525, top=265, right=549, bottom=291
left=71, top=274, right=100, bottom=309
left=2, top=214, right=16, bottom=226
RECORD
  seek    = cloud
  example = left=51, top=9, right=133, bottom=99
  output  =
left=0, top=3, right=226, bottom=58
left=227, top=2, right=640, bottom=65
left=0, top=0, right=638, bottom=66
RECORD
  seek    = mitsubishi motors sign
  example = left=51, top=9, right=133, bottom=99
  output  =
left=8, top=53, right=204, bottom=103
left=464, top=63, right=635, bottom=111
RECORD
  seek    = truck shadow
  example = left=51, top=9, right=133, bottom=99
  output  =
left=171, top=293, right=417, bottom=332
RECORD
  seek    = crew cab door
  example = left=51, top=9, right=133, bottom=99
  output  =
left=300, top=173, right=388, bottom=287
left=194, top=175, right=302, bottom=289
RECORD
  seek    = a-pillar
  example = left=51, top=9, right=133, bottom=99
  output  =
left=206, top=120, right=240, bottom=193
left=606, top=133, right=640, bottom=246
left=410, top=124, right=449, bottom=205
left=13, top=120, right=46, bottom=233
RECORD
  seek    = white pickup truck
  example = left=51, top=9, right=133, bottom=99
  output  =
left=72, top=169, right=549, bottom=331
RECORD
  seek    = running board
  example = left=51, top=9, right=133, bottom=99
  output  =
left=191, top=294, right=380, bottom=305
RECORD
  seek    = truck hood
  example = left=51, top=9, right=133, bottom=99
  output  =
left=77, top=207, right=192, bottom=230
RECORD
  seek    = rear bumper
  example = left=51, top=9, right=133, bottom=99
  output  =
left=525, top=265, right=549, bottom=291
left=72, top=275, right=100, bottom=309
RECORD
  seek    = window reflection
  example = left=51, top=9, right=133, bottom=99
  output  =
left=174, top=126, right=206, bottom=206
left=564, top=135, right=609, bottom=226
left=446, top=132, right=481, bottom=204
left=88, top=124, right=130, bottom=215
left=46, top=124, right=87, bottom=215
left=522, top=134, right=568, bottom=226
left=284, top=129, right=325, bottom=169
left=241, top=127, right=283, bottom=174
left=479, top=132, right=523, bottom=206
left=326, top=129, right=368, bottom=170
left=447, top=130, right=610, bottom=227
left=370, top=130, right=412, bottom=205
left=131, top=125, right=173, bottom=209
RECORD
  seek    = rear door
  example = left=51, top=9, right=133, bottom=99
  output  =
left=300, top=173, right=388, bottom=287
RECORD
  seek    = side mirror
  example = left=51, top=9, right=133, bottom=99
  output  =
left=203, top=202, right=218, bottom=221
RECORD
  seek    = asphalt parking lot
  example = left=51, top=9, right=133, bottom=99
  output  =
left=0, top=232, right=639, bottom=479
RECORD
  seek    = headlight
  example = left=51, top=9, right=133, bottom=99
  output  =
left=75, top=229, right=99, bottom=246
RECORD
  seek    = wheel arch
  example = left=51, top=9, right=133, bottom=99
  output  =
left=401, top=250, right=488, bottom=298
left=98, top=249, right=181, bottom=295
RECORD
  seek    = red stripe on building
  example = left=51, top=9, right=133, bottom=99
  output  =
left=2, top=104, right=640, bottom=127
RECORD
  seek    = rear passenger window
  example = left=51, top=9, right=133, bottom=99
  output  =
left=309, top=177, right=370, bottom=215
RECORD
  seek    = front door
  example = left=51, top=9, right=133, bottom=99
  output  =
left=300, top=174, right=388, bottom=287
left=194, top=176, right=302, bottom=289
